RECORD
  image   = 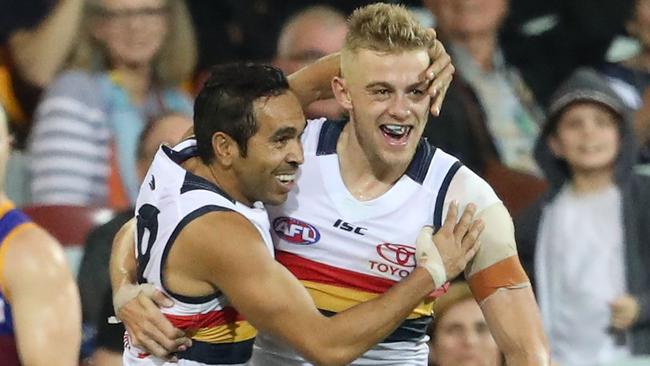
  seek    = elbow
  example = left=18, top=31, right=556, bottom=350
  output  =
left=305, top=350, right=355, bottom=366
left=298, top=338, right=358, bottom=366
left=504, top=343, right=550, bottom=366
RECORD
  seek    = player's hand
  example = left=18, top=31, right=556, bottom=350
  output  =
left=114, top=283, right=191, bottom=360
left=424, top=28, right=454, bottom=117
left=610, top=294, right=640, bottom=330
left=416, top=201, right=484, bottom=287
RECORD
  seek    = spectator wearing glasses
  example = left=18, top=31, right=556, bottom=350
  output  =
left=27, top=0, right=197, bottom=209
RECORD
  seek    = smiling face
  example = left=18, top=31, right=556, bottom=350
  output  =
left=548, top=102, right=621, bottom=176
left=430, top=299, right=501, bottom=366
left=93, top=0, right=169, bottom=68
left=231, top=92, right=306, bottom=206
left=335, top=48, right=432, bottom=169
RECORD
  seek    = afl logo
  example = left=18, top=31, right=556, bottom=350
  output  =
left=273, top=217, right=321, bottom=245
left=376, top=243, right=416, bottom=268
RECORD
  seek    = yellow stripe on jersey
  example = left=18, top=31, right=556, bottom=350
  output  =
left=302, top=280, right=434, bottom=318
left=0, top=222, right=37, bottom=296
left=188, top=320, right=257, bottom=344
left=0, top=201, right=13, bottom=217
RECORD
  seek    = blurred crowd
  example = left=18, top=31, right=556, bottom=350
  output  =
left=2, top=0, right=650, bottom=365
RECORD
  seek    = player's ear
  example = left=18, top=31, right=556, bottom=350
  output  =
left=212, top=132, right=237, bottom=165
left=332, top=76, right=353, bottom=110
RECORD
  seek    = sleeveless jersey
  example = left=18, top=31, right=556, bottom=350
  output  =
left=0, top=200, right=35, bottom=366
left=250, top=119, right=469, bottom=366
left=123, top=140, right=273, bottom=366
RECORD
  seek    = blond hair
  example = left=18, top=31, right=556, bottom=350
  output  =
left=69, top=0, right=197, bottom=87
left=343, top=3, right=433, bottom=55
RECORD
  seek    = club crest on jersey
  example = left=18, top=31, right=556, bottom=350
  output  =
left=375, top=243, right=416, bottom=268
left=273, top=217, right=321, bottom=245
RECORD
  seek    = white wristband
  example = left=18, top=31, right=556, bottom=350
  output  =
left=112, top=283, right=157, bottom=319
left=415, top=226, right=447, bottom=288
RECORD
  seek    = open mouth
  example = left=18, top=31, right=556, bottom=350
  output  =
left=380, top=124, right=413, bottom=145
left=275, top=173, right=296, bottom=185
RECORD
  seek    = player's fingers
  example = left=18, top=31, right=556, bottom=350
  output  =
left=426, top=53, right=452, bottom=96
left=139, top=335, right=177, bottom=360
left=137, top=293, right=189, bottom=345
left=441, top=200, right=459, bottom=232
left=426, top=27, right=438, bottom=40
left=426, top=40, right=448, bottom=75
left=141, top=284, right=174, bottom=308
left=462, top=219, right=485, bottom=250
left=454, top=203, right=476, bottom=238
left=463, top=239, right=482, bottom=264
left=429, top=69, right=453, bottom=116
left=140, top=319, right=190, bottom=354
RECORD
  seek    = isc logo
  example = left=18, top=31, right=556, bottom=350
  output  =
left=333, top=219, right=367, bottom=235
left=273, top=217, right=321, bottom=245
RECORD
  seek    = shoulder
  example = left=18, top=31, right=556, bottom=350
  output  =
left=175, top=209, right=271, bottom=271
left=3, top=224, right=67, bottom=290
left=182, top=209, right=259, bottom=242
left=302, top=117, right=331, bottom=154
left=446, top=165, right=501, bottom=214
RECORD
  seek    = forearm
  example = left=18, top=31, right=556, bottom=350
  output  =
left=287, top=53, right=339, bottom=108
left=481, top=287, right=550, bottom=366
left=109, top=219, right=137, bottom=293
left=307, top=268, right=436, bottom=365
left=8, top=0, right=83, bottom=87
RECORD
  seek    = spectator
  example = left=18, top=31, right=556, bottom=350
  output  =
left=516, top=68, right=650, bottom=365
left=601, top=0, right=650, bottom=163
left=422, top=0, right=545, bottom=176
left=273, top=5, right=348, bottom=119
left=27, top=0, right=196, bottom=209
left=427, top=281, right=502, bottom=366
left=76, top=112, right=192, bottom=364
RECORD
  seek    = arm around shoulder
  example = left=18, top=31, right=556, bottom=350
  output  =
left=287, top=53, right=339, bottom=109
left=189, top=211, right=436, bottom=366
left=3, top=224, right=81, bottom=366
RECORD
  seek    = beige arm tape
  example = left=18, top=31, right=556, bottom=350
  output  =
left=443, top=167, right=529, bottom=303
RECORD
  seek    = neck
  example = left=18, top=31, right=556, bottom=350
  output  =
left=184, top=158, right=254, bottom=207
left=112, top=63, right=153, bottom=103
left=336, top=122, right=407, bottom=201
left=570, top=168, right=615, bottom=194
left=455, top=33, right=498, bottom=72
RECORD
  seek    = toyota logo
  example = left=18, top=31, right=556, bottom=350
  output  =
left=376, top=243, right=416, bottom=268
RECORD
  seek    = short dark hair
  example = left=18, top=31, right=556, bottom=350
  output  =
left=194, top=63, right=290, bottom=163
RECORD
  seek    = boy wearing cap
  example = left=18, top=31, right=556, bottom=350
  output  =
left=516, top=68, right=650, bottom=365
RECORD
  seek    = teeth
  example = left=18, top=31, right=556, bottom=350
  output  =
left=276, top=174, right=295, bottom=183
left=382, top=124, right=410, bottom=136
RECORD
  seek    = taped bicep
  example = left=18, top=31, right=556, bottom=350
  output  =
left=444, top=168, right=529, bottom=303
